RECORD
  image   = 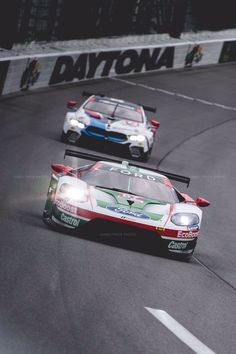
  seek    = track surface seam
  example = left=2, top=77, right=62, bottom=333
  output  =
left=193, top=256, right=236, bottom=292
left=156, top=117, right=236, bottom=168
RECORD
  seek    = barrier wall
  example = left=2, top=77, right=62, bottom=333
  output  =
left=0, top=39, right=236, bottom=96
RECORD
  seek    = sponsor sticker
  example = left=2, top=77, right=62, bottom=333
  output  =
left=60, top=213, right=80, bottom=227
left=168, top=241, right=188, bottom=250
left=177, top=230, right=199, bottom=239
left=107, top=205, right=150, bottom=219
left=56, top=199, right=77, bottom=214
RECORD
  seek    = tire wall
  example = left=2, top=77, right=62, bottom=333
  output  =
left=0, top=39, right=236, bottom=96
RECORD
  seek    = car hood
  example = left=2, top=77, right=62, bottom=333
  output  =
left=56, top=176, right=171, bottom=223
left=92, top=187, right=170, bottom=223
left=105, top=119, right=143, bottom=134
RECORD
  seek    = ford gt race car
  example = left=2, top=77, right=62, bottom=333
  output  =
left=43, top=149, right=210, bottom=261
left=61, top=91, right=160, bottom=161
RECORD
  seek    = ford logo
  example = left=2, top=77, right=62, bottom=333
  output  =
left=107, top=205, right=150, bottom=219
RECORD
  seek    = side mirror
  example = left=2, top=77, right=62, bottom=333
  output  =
left=51, top=164, right=73, bottom=175
left=195, top=197, right=210, bottom=207
left=151, top=120, right=160, bottom=128
left=67, top=101, right=77, bottom=110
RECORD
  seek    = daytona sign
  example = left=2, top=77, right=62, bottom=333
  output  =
left=49, top=47, right=174, bottom=85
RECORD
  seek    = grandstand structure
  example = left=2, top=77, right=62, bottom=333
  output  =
left=0, top=0, right=235, bottom=49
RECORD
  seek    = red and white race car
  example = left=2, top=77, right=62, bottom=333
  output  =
left=43, top=149, right=210, bottom=261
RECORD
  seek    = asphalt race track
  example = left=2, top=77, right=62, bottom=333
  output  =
left=0, top=63, right=236, bottom=354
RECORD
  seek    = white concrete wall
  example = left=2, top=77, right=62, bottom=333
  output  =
left=0, top=38, right=235, bottom=96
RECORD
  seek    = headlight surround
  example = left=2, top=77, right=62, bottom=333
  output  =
left=69, top=118, right=85, bottom=129
left=129, top=135, right=145, bottom=142
left=171, top=213, right=199, bottom=226
left=59, top=184, right=88, bottom=203
left=77, top=116, right=85, bottom=123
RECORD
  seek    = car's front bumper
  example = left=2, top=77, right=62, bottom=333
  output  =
left=63, top=127, right=149, bottom=158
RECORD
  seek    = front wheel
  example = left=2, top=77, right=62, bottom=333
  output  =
left=141, top=151, right=150, bottom=162
left=140, top=147, right=152, bottom=162
left=61, top=131, right=67, bottom=142
left=130, top=146, right=152, bottom=162
left=177, top=250, right=194, bottom=262
left=61, top=131, right=80, bottom=144
left=42, top=210, right=54, bottom=228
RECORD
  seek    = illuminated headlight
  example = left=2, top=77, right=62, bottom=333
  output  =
left=129, top=135, right=145, bottom=142
left=59, top=184, right=88, bottom=202
left=171, top=213, right=199, bottom=226
left=69, top=119, right=85, bottom=129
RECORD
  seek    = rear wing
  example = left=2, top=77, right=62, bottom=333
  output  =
left=64, top=149, right=190, bottom=187
left=82, top=90, right=156, bottom=113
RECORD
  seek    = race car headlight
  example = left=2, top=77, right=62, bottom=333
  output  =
left=171, top=213, right=199, bottom=226
left=69, top=119, right=85, bottom=129
left=59, top=184, right=88, bottom=202
left=129, top=135, right=145, bottom=142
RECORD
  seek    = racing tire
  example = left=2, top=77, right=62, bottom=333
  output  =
left=61, top=131, right=67, bottom=143
left=130, top=148, right=152, bottom=162
left=140, top=149, right=152, bottom=162
left=178, top=251, right=194, bottom=262
left=67, top=131, right=80, bottom=144
left=169, top=247, right=195, bottom=262
left=42, top=210, right=55, bottom=228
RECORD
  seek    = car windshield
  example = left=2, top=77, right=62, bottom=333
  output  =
left=84, top=99, right=143, bottom=122
left=114, top=105, right=143, bottom=122
left=80, top=164, right=179, bottom=203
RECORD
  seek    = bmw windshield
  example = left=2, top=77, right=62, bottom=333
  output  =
left=84, top=99, right=143, bottom=122
left=80, top=164, right=179, bottom=204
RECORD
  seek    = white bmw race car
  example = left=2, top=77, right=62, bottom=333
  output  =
left=43, top=149, right=210, bottom=261
left=61, top=91, right=160, bottom=161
